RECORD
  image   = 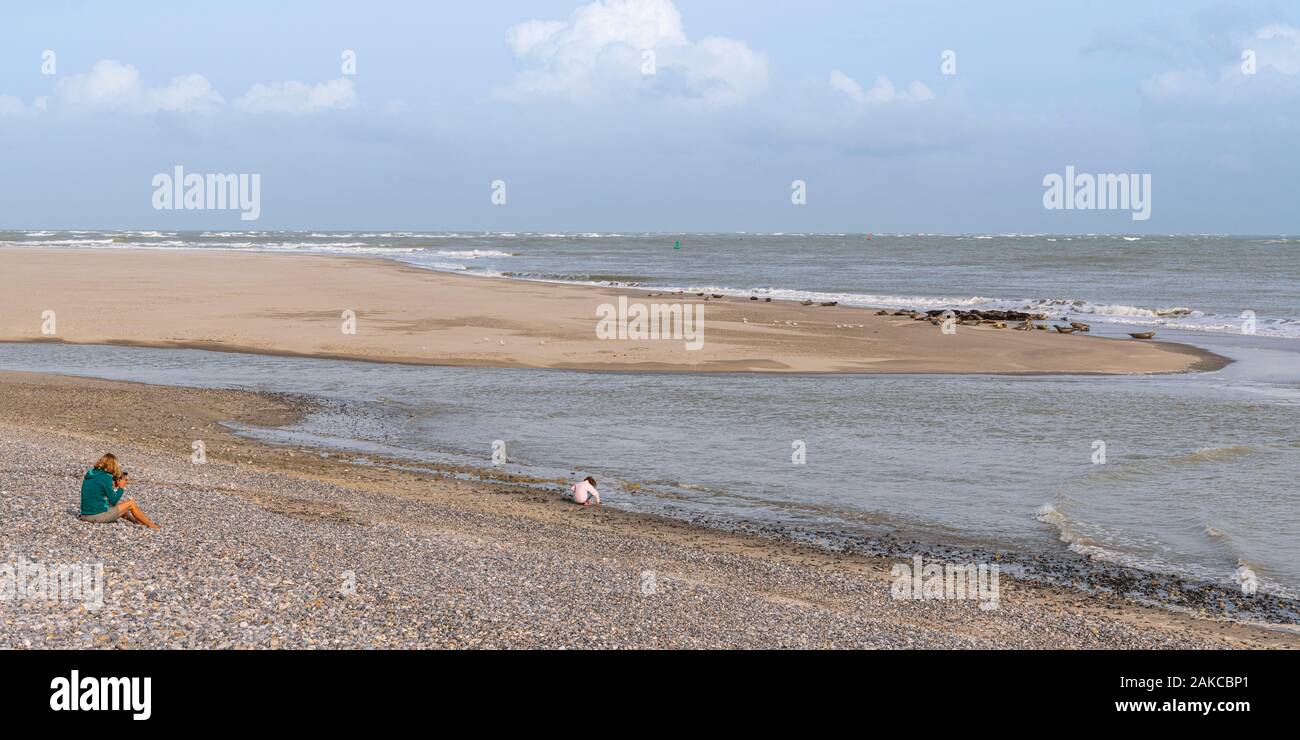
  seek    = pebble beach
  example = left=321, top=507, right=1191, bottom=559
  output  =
left=2, top=371, right=1294, bottom=649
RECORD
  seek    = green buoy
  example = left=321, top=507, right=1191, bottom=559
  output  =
left=674, top=239, right=681, bottom=250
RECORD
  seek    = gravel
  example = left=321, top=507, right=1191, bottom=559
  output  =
left=0, top=427, right=1237, bottom=649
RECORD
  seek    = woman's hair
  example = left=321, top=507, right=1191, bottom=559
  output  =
left=94, top=453, right=122, bottom=479
left=584, top=476, right=597, bottom=487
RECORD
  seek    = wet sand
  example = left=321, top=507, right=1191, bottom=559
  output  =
left=1, top=370, right=1293, bottom=649
left=0, top=248, right=1226, bottom=375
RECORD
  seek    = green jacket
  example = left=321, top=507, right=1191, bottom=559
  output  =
left=80, top=468, right=125, bottom=516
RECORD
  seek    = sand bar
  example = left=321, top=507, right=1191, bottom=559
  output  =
left=0, top=248, right=1226, bottom=374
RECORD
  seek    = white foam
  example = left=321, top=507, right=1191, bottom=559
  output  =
left=446, top=269, right=1300, bottom=338
left=432, top=249, right=516, bottom=258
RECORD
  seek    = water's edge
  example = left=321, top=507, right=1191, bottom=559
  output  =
left=4, top=350, right=1297, bottom=627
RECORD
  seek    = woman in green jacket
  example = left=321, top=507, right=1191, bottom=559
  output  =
left=79, top=453, right=160, bottom=528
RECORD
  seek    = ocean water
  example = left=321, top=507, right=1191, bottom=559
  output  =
left=2, top=231, right=1298, bottom=599
left=4, top=230, right=1300, bottom=338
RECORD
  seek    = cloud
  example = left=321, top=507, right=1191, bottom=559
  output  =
left=55, top=60, right=223, bottom=113
left=0, top=96, right=28, bottom=114
left=829, top=70, right=934, bottom=104
left=1252, top=23, right=1300, bottom=75
left=1138, top=23, right=1300, bottom=104
left=234, top=78, right=359, bottom=114
left=499, top=0, right=767, bottom=105
left=5, top=59, right=358, bottom=117
left=147, top=74, right=224, bottom=112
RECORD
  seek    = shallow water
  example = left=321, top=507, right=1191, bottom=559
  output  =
left=3, top=333, right=1297, bottom=599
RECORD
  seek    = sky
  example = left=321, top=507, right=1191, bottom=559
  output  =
left=1, top=0, right=1298, bottom=233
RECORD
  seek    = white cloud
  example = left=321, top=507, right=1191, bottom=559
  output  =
left=146, top=74, right=224, bottom=112
left=56, top=60, right=223, bottom=113
left=507, top=20, right=573, bottom=60
left=499, top=0, right=767, bottom=105
left=1139, top=23, right=1300, bottom=104
left=234, top=78, right=358, bottom=114
left=8, top=59, right=358, bottom=117
left=0, top=95, right=30, bottom=115
left=1253, top=23, right=1300, bottom=75
left=829, top=70, right=934, bottom=104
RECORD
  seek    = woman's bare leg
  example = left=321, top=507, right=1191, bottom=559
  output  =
left=119, top=500, right=160, bottom=529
